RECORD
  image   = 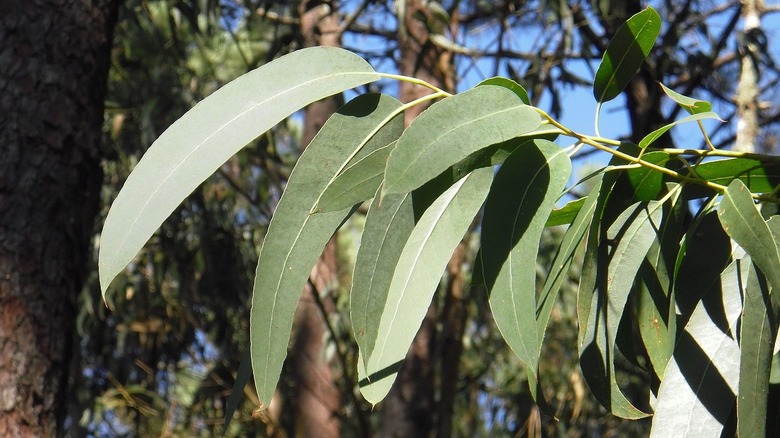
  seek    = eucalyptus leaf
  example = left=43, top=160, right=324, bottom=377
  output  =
left=250, top=94, right=403, bottom=407
left=351, top=192, right=414, bottom=369
left=651, top=257, right=748, bottom=437
left=545, top=197, right=587, bottom=228
left=99, top=47, right=379, bottom=295
left=383, top=85, right=541, bottom=195
left=593, top=7, right=661, bottom=103
left=638, top=112, right=723, bottom=149
left=482, top=139, right=571, bottom=400
left=683, top=158, right=780, bottom=198
left=360, top=167, right=494, bottom=405
left=659, top=83, right=712, bottom=114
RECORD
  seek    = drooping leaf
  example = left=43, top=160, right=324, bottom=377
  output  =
left=683, top=158, right=780, bottom=198
left=359, top=167, right=494, bottom=405
left=718, top=179, right=780, bottom=292
left=638, top=112, right=723, bottom=149
left=637, top=187, right=684, bottom=380
left=223, top=346, right=252, bottom=434
left=250, top=94, right=404, bottom=407
left=738, top=263, right=777, bottom=438
left=545, top=197, right=587, bottom=228
left=651, top=257, right=748, bottom=437
left=351, top=191, right=414, bottom=369
left=99, top=47, right=379, bottom=295
left=538, top=178, right=601, bottom=336
left=383, top=85, right=541, bottom=195
left=315, top=142, right=396, bottom=212
left=482, top=139, right=571, bottom=400
left=580, top=201, right=662, bottom=419
left=659, top=83, right=713, bottom=114
left=593, top=7, right=661, bottom=103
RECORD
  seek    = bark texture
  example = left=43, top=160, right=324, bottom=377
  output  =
left=0, top=1, right=117, bottom=435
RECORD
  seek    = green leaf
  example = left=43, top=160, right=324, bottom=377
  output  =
left=223, top=346, right=252, bottom=435
left=718, top=179, right=780, bottom=292
left=738, top=263, right=776, bottom=438
left=685, top=158, right=780, bottom=198
left=651, top=257, right=748, bottom=437
left=593, top=7, right=661, bottom=103
left=638, top=112, right=723, bottom=149
left=315, top=142, right=396, bottom=213
left=538, top=178, right=601, bottom=337
left=359, top=167, right=494, bottom=405
left=580, top=201, right=662, bottom=419
left=383, top=85, right=541, bottom=195
left=250, top=94, right=403, bottom=407
left=545, top=197, right=587, bottom=227
left=625, top=151, right=670, bottom=200
left=99, top=47, right=379, bottom=295
left=659, top=83, right=712, bottom=114
left=351, top=191, right=414, bottom=369
left=477, top=76, right=530, bottom=104
left=482, top=139, right=571, bottom=399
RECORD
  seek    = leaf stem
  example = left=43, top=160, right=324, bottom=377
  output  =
left=377, top=72, right=453, bottom=96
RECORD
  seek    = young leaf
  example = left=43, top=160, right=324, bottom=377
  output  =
left=718, top=179, right=780, bottom=292
left=315, top=142, right=396, bottom=212
left=250, top=94, right=403, bottom=407
left=99, top=47, right=379, bottom=296
left=482, top=140, right=571, bottom=394
left=351, top=191, right=414, bottom=369
left=651, top=257, right=747, bottom=437
left=593, top=7, right=661, bottom=103
left=738, top=263, right=776, bottom=438
left=659, top=83, right=712, bottom=114
left=383, top=85, right=541, bottom=195
left=360, top=167, right=494, bottom=405
left=638, top=112, right=723, bottom=149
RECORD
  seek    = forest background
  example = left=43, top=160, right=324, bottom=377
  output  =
left=2, top=0, right=780, bottom=436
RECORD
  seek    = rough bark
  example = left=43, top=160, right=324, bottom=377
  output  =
left=0, top=0, right=118, bottom=436
left=734, top=0, right=764, bottom=153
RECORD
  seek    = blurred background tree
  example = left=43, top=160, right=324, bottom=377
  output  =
left=51, top=0, right=780, bottom=436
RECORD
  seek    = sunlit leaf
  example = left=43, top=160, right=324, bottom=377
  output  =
left=684, top=158, right=780, bottom=198
left=545, top=197, right=587, bottom=227
left=383, top=85, right=541, bottom=195
left=482, top=139, right=571, bottom=400
left=651, top=257, right=747, bottom=437
left=659, top=83, right=713, bottom=114
left=478, top=76, right=530, bottom=104
left=638, top=112, right=723, bottom=149
left=351, top=192, right=414, bottom=369
left=738, top=262, right=776, bottom=438
left=315, top=142, right=396, bottom=213
left=626, top=151, right=670, bottom=200
left=360, top=167, right=494, bottom=405
left=99, top=47, right=379, bottom=295
left=250, top=94, right=403, bottom=407
left=593, top=7, right=661, bottom=103
left=719, top=179, right=780, bottom=292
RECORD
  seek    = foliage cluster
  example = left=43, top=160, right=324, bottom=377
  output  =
left=98, top=5, right=780, bottom=436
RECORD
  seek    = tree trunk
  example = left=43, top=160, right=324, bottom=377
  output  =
left=734, top=0, right=765, bottom=153
left=0, top=0, right=118, bottom=436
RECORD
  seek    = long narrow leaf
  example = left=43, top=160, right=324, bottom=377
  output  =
left=719, top=179, right=780, bottom=292
left=593, top=7, right=661, bottom=103
left=99, top=47, right=379, bottom=295
left=383, top=85, right=541, bottom=195
left=651, top=257, right=748, bottom=437
left=360, top=167, right=494, bottom=405
left=482, top=140, right=571, bottom=395
left=250, top=94, right=403, bottom=407
left=639, top=112, right=723, bottom=149
left=351, top=191, right=414, bottom=369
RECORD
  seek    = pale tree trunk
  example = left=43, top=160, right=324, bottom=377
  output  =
left=0, top=0, right=118, bottom=436
left=734, top=0, right=764, bottom=153
left=376, top=0, right=456, bottom=436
